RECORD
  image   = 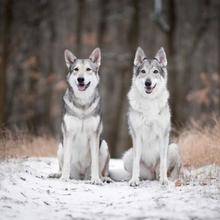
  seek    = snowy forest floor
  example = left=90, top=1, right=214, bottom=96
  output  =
left=0, top=158, right=220, bottom=220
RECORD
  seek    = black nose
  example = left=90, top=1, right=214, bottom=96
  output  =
left=145, top=79, right=152, bottom=87
left=77, top=77, right=84, bottom=83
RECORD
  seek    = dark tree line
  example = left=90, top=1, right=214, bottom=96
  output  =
left=0, top=0, right=220, bottom=157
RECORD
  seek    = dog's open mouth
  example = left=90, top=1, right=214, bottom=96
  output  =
left=145, top=84, right=156, bottom=94
left=77, top=82, right=91, bottom=91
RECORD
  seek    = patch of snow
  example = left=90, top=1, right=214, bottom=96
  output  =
left=0, top=158, right=220, bottom=220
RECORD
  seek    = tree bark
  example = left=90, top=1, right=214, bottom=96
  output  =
left=0, top=0, right=12, bottom=128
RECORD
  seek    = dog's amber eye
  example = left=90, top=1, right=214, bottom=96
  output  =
left=86, top=68, right=91, bottom=71
left=74, top=67, right=79, bottom=71
left=141, top=69, right=146, bottom=74
left=153, top=69, right=158, bottom=74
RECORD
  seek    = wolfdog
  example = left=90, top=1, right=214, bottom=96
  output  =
left=49, top=48, right=110, bottom=184
left=123, top=47, right=181, bottom=186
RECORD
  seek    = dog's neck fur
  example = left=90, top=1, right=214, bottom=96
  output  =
left=128, top=84, right=169, bottom=116
left=63, top=87, right=101, bottom=119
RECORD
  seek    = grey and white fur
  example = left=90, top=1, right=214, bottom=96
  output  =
left=49, top=48, right=110, bottom=185
left=123, top=47, right=181, bottom=186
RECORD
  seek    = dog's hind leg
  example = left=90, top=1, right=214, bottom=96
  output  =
left=48, top=143, right=63, bottom=178
left=123, top=148, right=133, bottom=174
left=155, top=143, right=181, bottom=181
left=167, top=143, right=181, bottom=181
left=123, top=148, right=156, bottom=181
left=99, top=140, right=112, bottom=183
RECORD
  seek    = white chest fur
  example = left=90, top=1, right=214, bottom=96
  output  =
left=128, top=87, right=171, bottom=167
left=63, top=114, right=101, bottom=171
left=63, top=114, right=101, bottom=135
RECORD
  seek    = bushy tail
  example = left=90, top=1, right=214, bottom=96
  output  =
left=109, top=169, right=131, bottom=181
left=109, top=159, right=131, bottom=181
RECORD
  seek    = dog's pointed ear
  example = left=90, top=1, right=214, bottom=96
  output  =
left=89, top=48, right=101, bottom=67
left=64, top=49, right=77, bottom=68
left=155, top=47, right=167, bottom=67
left=134, top=47, right=146, bottom=66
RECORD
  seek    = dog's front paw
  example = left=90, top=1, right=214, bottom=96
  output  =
left=48, top=173, right=62, bottom=179
left=90, top=178, right=103, bottom=185
left=60, top=175, right=70, bottom=182
left=101, top=177, right=113, bottom=184
left=129, top=178, right=140, bottom=187
left=160, top=177, right=169, bottom=186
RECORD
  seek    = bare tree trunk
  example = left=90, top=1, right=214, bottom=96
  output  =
left=166, top=0, right=179, bottom=126
left=44, top=1, right=56, bottom=133
left=218, top=1, right=220, bottom=111
left=97, top=0, right=109, bottom=46
left=76, top=0, right=85, bottom=54
left=111, top=0, right=140, bottom=157
left=0, top=0, right=12, bottom=128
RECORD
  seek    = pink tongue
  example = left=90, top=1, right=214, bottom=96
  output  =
left=146, top=88, right=153, bottom=93
left=78, top=85, right=86, bottom=91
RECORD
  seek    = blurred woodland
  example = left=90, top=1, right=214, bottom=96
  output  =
left=0, top=0, right=220, bottom=158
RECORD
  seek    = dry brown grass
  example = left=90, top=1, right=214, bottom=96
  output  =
left=1, top=119, right=220, bottom=168
left=0, top=130, right=57, bottom=159
left=177, top=118, right=220, bottom=168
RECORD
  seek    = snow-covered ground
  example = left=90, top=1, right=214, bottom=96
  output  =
left=0, top=158, right=220, bottom=220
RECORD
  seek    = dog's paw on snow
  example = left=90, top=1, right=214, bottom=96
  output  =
left=47, top=173, right=61, bottom=179
left=90, top=178, right=103, bottom=185
left=101, top=176, right=113, bottom=184
left=60, top=176, right=70, bottom=182
left=160, top=177, right=169, bottom=185
left=129, top=178, right=140, bottom=187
